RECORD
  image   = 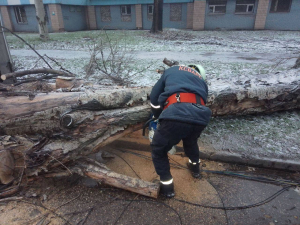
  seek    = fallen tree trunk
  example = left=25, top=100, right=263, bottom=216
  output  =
left=0, top=69, right=299, bottom=197
left=1, top=70, right=299, bottom=125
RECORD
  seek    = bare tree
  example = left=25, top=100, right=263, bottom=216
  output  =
left=85, top=31, right=154, bottom=86
left=34, top=0, right=49, bottom=41
left=150, top=0, right=163, bottom=33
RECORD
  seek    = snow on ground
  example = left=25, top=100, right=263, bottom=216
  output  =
left=5, top=29, right=300, bottom=160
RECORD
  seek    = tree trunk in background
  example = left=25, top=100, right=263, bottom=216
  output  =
left=150, top=0, right=163, bottom=33
left=34, top=0, right=49, bottom=41
left=0, top=16, right=13, bottom=79
left=157, top=0, right=163, bottom=31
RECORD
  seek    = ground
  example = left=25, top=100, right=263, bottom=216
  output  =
left=1, top=147, right=300, bottom=225
left=1, top=29, right=300, bottom=224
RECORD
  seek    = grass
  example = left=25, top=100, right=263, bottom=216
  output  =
left=5, top=30, right=151, bottom=50
left=201, top=111, right=300, bottom=156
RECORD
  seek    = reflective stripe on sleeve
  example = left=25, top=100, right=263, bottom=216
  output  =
left=150, top=103, right=161, bottom=109
left=160, top=178, right=173, bottom=185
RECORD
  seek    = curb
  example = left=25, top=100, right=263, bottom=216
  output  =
left=108, top=140, right=300, bottom=172
left=199, top=151, right=300, bottom=171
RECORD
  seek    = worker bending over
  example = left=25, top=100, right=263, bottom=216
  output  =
left=150, top=64, right=211, bottom=198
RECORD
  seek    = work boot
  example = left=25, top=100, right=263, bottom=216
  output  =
left=188, top=159, right=201, bottom=179
left=160, top=179, right=175, bottom=198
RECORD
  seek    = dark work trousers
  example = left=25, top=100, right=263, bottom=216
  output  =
left=151, top=119, right=206, bottom=181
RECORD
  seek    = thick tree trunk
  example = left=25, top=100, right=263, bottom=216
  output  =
left=34, top=0, right=49, bottom=41
left=150, top=0, right=163, bottom=33
left=0, top=87, right=151, bottom=177
left=0, top=70, right=299, bottom=196
left=207, top=70, right=300, bottom=116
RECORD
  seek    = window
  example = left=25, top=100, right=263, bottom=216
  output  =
left=70, top=6, right=82, bottom=12
left=148, top=5, right=154, bottom=15
left=170, top=4, right=182, bottom=21
left=100, top=6, right=111, bottom=22
left=147, top=5, right=154, bottom=21
left=14, top=6, right=27, bottom=24
left=69, top=6, right=76, bottom=12
left=209, top=0, right=227, bottom=14
left=235, top=0, right=255, bottom=13
left=121, top=5, right=131, bottom=15
left=270, top=0, right=292, bottom=13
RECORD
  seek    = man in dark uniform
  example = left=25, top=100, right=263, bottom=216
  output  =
left=150, top=64, right=211, bottom=198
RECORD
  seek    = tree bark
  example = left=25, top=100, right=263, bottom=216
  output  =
left=0, top=68, right=74, bottom=81
left=72, top=160, right=159, bottom=198
left=207, top=70, right=300, bottom=116
left=150, top=0, right=163, bottom=33
left=34, top=0, right=49, bottom=41
left=0, top=87, right=151, bottom=177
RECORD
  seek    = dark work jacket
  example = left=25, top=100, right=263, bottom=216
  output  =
left=150, top=65, right=211, bottom=126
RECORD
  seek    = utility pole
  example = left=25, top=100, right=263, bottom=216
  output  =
left=0, top=12, right=13, bottom=79
left=34, top=0, right=49, bottom=41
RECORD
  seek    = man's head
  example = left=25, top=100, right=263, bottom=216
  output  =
left=187, top=64, right=206, bottom=81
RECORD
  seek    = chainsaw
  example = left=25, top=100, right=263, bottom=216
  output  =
left=142, top=116, right=176, bottom=155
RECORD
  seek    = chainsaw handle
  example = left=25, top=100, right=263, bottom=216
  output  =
left=142, top=117, right=156, bottom=137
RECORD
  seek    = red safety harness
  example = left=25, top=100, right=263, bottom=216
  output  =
left=163, top=93, right=205, bottom=110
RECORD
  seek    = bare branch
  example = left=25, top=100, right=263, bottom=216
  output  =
left=0, top=25, right=52, bottom=69
left=1, top=68, right=75, bottom=81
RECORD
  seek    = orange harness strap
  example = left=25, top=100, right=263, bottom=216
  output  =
left=163, top=93, right=205, bottom=110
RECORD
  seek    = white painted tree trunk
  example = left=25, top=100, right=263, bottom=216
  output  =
left=34, top=0, right=49, bottom=41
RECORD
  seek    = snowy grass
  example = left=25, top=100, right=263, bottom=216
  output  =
left=201, top=111, right=300, bottom=158
left=6, top=29, right=300, bottom=53
left=6, top=30, right=151, bottom=51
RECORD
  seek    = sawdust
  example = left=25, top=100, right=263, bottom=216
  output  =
left=105, top=147, right=221, bottom=205
left=0, top=147, right=227, bottom=225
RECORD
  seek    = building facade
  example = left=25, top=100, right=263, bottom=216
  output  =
left=0, top=0, right=299, bottom=32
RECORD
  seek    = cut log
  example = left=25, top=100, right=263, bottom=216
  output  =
left=55, top=76, right=85, bottom=89
left=0, top=150, right=15, bottom=184
left=72, top=160, right=159, bottom=198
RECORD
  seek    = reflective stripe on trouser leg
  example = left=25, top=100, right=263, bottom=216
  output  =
left=160, top=178, right=173, bottom=185
left=189, top=159, right=201, bottom=165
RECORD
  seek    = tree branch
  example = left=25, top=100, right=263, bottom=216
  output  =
left=0, top=25, right=52, bottom=69
left=1, top=68, right=75, bottom=81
